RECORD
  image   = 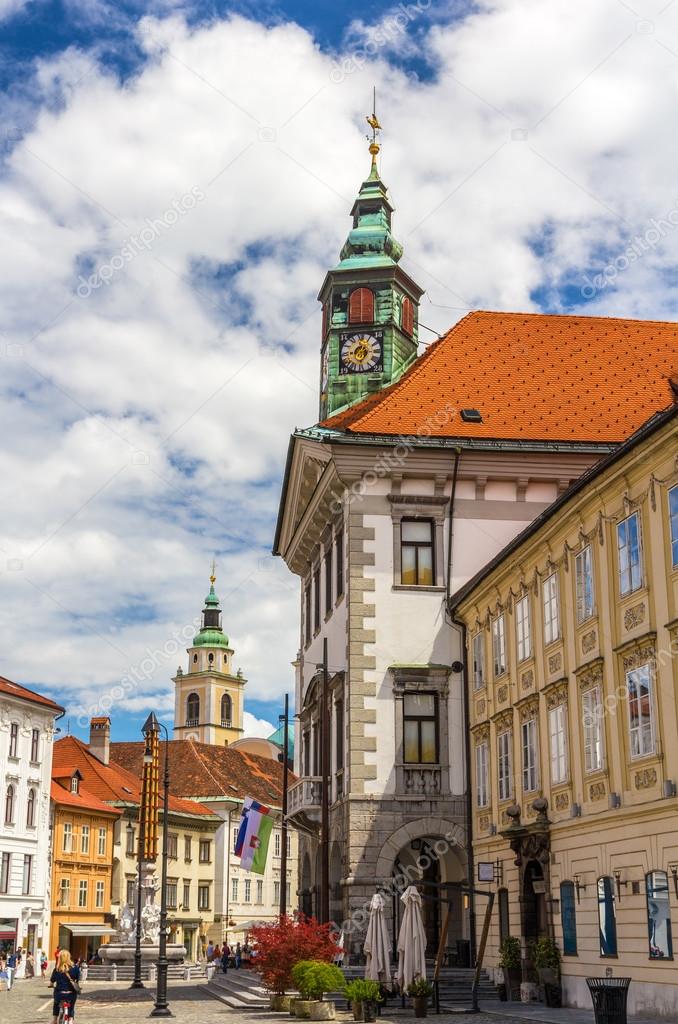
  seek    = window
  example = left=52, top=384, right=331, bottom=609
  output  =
left=199, top=840, right=211, bottom=863
left=63, top=821, right=73, bottom=852
left=303, top=731, right=310, bottom=777
left=8, top=723, right=18, bottom=758
left=232, top=827, right=239, bottom=854
left=167, top=833, right=178, bottom=860
left=336, top=530, right=344, bottom=600
left=543, top=574, right=559, bottom=644
left=81, top=825, right=90, bottom=855
left=549, top=704, right=568, bottom=785
left=617, top=512, right=642, bottom=595
left=498, top=888, right=510, bottom=944
left=582, top=687, right=604, bottom=772
left=400, top=519, right=434, bottom=586
left=244, top=878, right=252, bottom=903
left=198, top=884, right=210, bottom=911
left=256, top=879, right=263, bottom=904
left=166, top=881, right=178, bottom=910
left=95, top=880, right=105, bottom=909
left=70, top=774, right=79, bottom=794
left=324, top=546, right=332, bottom=616
left=0, top=853, right=10, bottom=894
left=184, top=836, right=192, bottom=861
left=401, top=296, right=414, bottom=336
left=575, top=545, right=595, bottom=622
left=4, top=785, right=15, bottom=825
left=516, top=595, right=531, bottom=662
left=403, top=693, right=438, bottom=764
left=98, top=827, right=107, bottom=857
left=475, top=741, right=489, bottom=807
left=21, top=860, right=32, bottom=899
left=183, top=881, right=191, bottom=909
left=231, top=878, right=239, bottom=902
left=313, top=564, right=321, bottom=632
left=274, top=832, right=281, bottom=857
left=126, top=826, right=136, bottom=856
left=472, top=633, right=485, bottom=690
left=186, top=692, right=200, bottom=726
left=598, top=876, right=618, bottom=956
left=560, top=881, right=577, bottom=955
left=492, top=615, right=506, bottom=677
left=26, top=788, right=36, bottom=828
left=78, top=879, right=88, bottom=908
left=335, top=700, right=344, bottom=772
left=348, top=286, right=374, bottom=323
left=286, top=882, right=291, bottom=905
left=646, top=870, right=673, bottom=959
left=304, top=582, right=311, bottom=645
left=59, top=878, right=70, bottom=907
left=497, top=730, right=513, bottom=802
left=30, top=728, right=40, bottom=763
left=627, top=664, right=655, bottom=758
left=274, top=880, right=280, bottom=905
left=669, top=486, right=678, bottom=568
left=126, top=879, right=135, bottom=905
left=521, top=719, right=538, bottom=792
left=221, top=693, right=232, bottom=727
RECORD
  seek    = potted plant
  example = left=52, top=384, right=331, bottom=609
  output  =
left=292, top=960, right=345, bottom=1020
left=248, top=914, right=340, bottom=1012
left=498, top=936, right=521, bottom=1001
left=344, top=979, right=382, bottom=1022
left=531, top=937, right=562, bottom=1008
left=407, top=978, right=433, bottom=1018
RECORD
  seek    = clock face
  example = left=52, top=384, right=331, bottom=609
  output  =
left=339, top=330, right=383, bottom=374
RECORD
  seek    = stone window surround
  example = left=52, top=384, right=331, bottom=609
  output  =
left=389, top=494, right=448, bottom=591
left=391, top=665, right=451, bottom=795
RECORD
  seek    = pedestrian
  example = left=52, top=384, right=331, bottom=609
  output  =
left=220, top=945, right=230, bottom=974
left=0, top=955, right=7, bottom=992
left=26, top=952, right=35, bottom=978
left=40, top=950, right=48, bottom=977
left=49, top=950, right=80, bottom=1024
left=235, top=941, right=242, bottom=969
left=213, top=944, right=221, bottom=963
left=6, top=949, right=16, bottom=990
left=206, top=940, right=214, bottom=962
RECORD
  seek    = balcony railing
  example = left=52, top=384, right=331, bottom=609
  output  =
left=288, top=777, right=322, bottom=820
left=396, top=764, right=444, bottom=797
left=221, top=719, right=232, bottom=728
left=186, top=718, right=199, bottom=727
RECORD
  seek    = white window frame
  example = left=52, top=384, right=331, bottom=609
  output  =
left=575, top=545, right=595, bottom=622
left=81, top=824, right=90, bottom=855
left=516, top=594, right=532, bottom=662
left=244, top=878, right=252, bottom=903
left=95, top=880, right=105, bottom=909
left=492, top=614, right=506, bottom=677
left=63, top=822, right=73, bottom=854
left=59, top=878, right=70, bottom=907
left=626, top=663, right=655, bottom=758
left=274, top=832, right=281, bottom=857
left=617, top=511, right=643, bottom=596
left=78, top=879, right=88, bottom=908
left=98, top=827, right=106, bottom=857
left=472, top=633, right=485, bottom=690
left=582, top=687, right=604, bottom=773
left=669, top=485, right=678, bottom=568
left=497, top=730, right=513, bottom=802
left=256, top=879, right=264, bottom=904
left=521, top=719, right=538, bottom=793
left=231, top=878, right=239, bottom=902
left=543, top=574, right=560, bottom=645
left=475, top=741, right=489, bottom=808
left=549, top=704, right=569, bottom=785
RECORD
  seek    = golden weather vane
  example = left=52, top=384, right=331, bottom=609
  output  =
left=365, top=86, right=383, bottom=171
left=210, top=557, right=217, bottom=584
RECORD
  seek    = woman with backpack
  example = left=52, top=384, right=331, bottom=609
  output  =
left=49, top=950, right=81, bottom=1022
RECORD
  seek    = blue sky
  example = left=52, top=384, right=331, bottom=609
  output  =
left=2, top=0, right=678, bottom=745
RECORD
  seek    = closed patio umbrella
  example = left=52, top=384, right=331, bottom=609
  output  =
left=364, top=893, right=391, bottom=986
left=396, top=885, right=427, bottom=991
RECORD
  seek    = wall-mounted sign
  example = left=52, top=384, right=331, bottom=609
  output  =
left=477, top=862, right=494, bottom=883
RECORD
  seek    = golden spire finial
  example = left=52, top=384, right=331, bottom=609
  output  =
left=210, top=557, right=217, bottom=585
left=365, top=86, right=382, bottom=171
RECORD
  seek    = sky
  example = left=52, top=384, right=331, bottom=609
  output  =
left=2, top=0, right=678, bottom=742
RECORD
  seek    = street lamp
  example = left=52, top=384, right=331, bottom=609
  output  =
left=127, top=807, right=146, bottom=990
left=143, top=713, right=173, bottom=1019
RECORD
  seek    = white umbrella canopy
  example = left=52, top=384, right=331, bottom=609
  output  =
left=364, top=893, right=391, bottom=985
left=396, top=885, right=427, bottom=991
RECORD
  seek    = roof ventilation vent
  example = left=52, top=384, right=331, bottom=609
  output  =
left=460, top=408, right=483, bottom=423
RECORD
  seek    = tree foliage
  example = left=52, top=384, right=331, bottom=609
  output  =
left=250, top=914, right=340, bottom=994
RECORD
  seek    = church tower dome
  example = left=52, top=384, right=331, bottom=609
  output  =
left=173, top=566, right=246, bottom=746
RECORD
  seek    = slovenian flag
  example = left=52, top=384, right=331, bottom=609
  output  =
left=235, top=797, right=274, bottom=874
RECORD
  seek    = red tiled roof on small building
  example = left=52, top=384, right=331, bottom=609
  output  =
left=0, top=675, right=64, bottom=714
left=50, top=779, right=121, bottom=816
left=321, top=311, right=677, bottom=443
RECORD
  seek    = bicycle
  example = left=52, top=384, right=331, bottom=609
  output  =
left=57, top=997, right=75, bottom=1023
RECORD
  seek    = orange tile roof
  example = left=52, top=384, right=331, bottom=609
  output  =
left=53, top=736, right=215, bottom=818
left=321, top=311, right=677, bottom=443
left=0, top=675, right=64, bottom=714
left=50, top=780, right=121, bottom=816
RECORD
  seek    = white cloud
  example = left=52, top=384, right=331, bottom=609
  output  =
left=243, top=711, right=276, bottom=739
left=2, top=1, right=678, bottom=721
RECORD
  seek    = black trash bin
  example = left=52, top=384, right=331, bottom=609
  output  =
left=586, top=977, right=631, bottom=1024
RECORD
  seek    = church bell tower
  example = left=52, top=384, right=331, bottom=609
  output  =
left=318, top=102, right=424, bottom=419
left=173, top=568, right=245, bottom=746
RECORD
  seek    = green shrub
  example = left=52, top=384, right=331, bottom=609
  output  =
left=344, top=980, right=382, bottom=1003
left=407, top=979, right=433, bottom=997
left=531, top=937, right=561, bottom=973
left=291, top=960, right=345, bottom=1000
left=498, top=936, right=521, bottom=969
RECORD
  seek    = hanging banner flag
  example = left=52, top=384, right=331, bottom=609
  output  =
left=235, top=797, right=274, bottom=874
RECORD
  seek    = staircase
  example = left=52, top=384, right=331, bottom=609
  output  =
left=207, top=969, right=272, bottom=1011
left=435, top=967, right=499, bottom=1009
left=85, top=962, right=198, bottom=982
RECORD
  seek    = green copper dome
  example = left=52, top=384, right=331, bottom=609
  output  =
left=193, top=627, right=230, bottom=648
left=336, top=163, right=403, bottom=270
left=192, top=580, right=230, bottom=648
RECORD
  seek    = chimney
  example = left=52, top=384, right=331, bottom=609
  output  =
left=89, top=717, right=111, bottom=765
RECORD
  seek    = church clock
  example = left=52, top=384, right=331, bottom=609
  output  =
left=340, top=330, right=383, bottom=374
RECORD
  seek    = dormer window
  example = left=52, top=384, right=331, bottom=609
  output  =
left=71, top=775, right=79, bottom=794
left=349, top=287, right=374, bottom=324
left=401, top=296, right=414, bottom=336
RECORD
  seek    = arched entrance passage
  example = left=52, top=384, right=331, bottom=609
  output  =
left=522, top=859, right=547, bottom=944
left=329, top=843, right=342, bottom=923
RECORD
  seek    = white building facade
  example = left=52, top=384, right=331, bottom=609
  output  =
left=0, top=677, right=63, bottom=956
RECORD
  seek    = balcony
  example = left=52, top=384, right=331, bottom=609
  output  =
left=396, top=764, right=444, bottom=797
left=186, top=719, right=199, bottom=728
left=221, top=719, right=232, bottom=728
left=288, top=777, right=323, bottom=827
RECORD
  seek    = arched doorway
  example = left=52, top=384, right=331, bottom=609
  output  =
left=522, top=860, right=547, bottom=944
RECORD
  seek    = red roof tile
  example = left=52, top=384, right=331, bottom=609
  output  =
left=0, top=675, right=64, bottom=714
left=50, top=780, right=121, bottom=816
left=321, top=311, right=677, bottom=443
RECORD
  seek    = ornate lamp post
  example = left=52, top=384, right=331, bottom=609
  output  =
left=127, top=807, right=146, bottom=989
left=144, top=713, right=173, bottom=1019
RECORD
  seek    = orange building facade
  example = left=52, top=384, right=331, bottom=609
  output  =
left=50, top=774, right=120, bottom=960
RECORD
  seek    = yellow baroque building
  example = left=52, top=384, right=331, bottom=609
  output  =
left=451, top=403, right=678, bottom=1016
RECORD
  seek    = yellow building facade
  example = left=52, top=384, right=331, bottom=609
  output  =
left=452, top=405, right=678, bottom=1016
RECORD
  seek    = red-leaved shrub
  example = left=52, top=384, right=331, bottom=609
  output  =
left=250, top=914, right=340, bottom=994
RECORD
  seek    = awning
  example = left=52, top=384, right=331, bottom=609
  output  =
left=229, top=919, right=267, bottom=932
left=62, top=924, right=118, bottom=937
left=0, top=931, right=16, bottom=940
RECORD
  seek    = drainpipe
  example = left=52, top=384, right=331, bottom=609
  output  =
left=445, top=449, right=462, bottom=605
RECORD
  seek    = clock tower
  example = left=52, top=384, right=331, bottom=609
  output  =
left=318, top=111, right=424, bottom=419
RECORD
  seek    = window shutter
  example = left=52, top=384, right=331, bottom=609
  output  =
left=348, top=287, right=374, bottom=323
